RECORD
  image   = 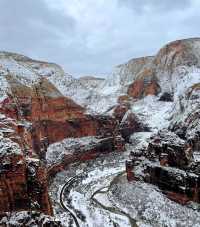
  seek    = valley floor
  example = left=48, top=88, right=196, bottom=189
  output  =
left=49, top=139, right=200, bottom=227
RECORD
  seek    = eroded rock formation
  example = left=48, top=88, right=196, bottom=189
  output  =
left=127, top=38, right=200, bottom=100
left=47, top=135, right=125, bottom=178
left=126, top=128, right=200, bottom=205
left=0, top=52, right=129, bottom=220
left=0, top=132, right=52, bottom=215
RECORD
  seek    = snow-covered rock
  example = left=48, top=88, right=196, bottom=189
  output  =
left=0, top=211, right=62, bottom=226
left=0, top=131, right=22, bottom=157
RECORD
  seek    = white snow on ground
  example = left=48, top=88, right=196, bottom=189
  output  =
left=49, top=146, right=200, bottom=227
left=48, top=73, right=91, bottom=106
left=109, top=177, right=200, bottom=227
left=49, top=151, right=133, bottom=227
left=79, top=76, right=105, bottom=90
left=171, top=67, right=200, bottom=99
left=129, top=132, right=153, bottom=151
left=170, top=75, right=200, bottom=136
left=0, top=211, right=60, bottom=226
left=0, top=131, right=22, bottom=157
left=0, top=56, right=40, bottom=86
left=0, top=74, right=9, bottom=102
left=131, top=95, right=173, bottom=132
left=82, top=57, right=153, bottom=114
left=46, top=136, right=105, bottom=166
left=93, top=189, right=113, bottom=207
left=157, top=66, right=200, bottom=98
left=67, top=164, right=131, bottom=227
left=46, top=56, right=154, bottom=114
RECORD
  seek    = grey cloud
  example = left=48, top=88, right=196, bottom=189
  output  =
left=0, top=0, right=199, bottom=77
left=0, top=0, right=75, bottom=58
left=120, top=0, right=191, bottom=12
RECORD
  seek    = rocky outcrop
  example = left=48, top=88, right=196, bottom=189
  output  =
left=0, top=52, right=129, bottom=219
left=128, top=38, right=200, bottom=100
left=170, top=83, right=200, bottom=149
left=0, top=76, right=85, bottom=122
left=0, top=153, right=27, bottom=213
left=126, top=158, right=200, bottom=205
left=28, top=114, right=122, bottom=164
left=113, top=95, right=149, bottom=142
left=127, top=68, right=160, bottom=99
left=0, top=115, right=53, bottom=217
left=119, top=112, right=147, bottom=142
left=0, top=211, right=62, bottom=227
left=125, top=39, right=200, bottom=207
left=158, top=92, right=173, bottom=102
left=154, top=38, right=200, bottom=72
left=79, top=76, right=105, bottom=89
left=147, top=130, right=192, bottom=168
left=126, top=129, right=200, bottom=205
left=0, top=132, right=52, bottom=215
left=144, top=163, right=200, bottom=205
left=47, top=135, right=125, bottom=178
left=26, top=159, right=53, bottom=215
left=32, top=115, right=118, bottom=145
left=114, top=56, right=154, bottom=87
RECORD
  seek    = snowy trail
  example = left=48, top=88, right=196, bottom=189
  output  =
left=60, top=174, right=82, bottom=227
left=91, top=172, right=138, bottom=227
left=54, top=151, right=134, bottom=227
left=60, top=166, right=130, bottom=226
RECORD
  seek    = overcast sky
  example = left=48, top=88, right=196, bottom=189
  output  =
left=0, top=0, right=200, bottom=77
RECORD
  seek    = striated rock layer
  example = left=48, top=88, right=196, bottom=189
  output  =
left=0, top=132, right=52, bottom=215
left=0, top=51, right=130, bottom=219
left=125, top=38, right=200, bottom=206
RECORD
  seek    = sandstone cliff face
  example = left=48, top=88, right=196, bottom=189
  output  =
left=0, top=51, right=128, bottom=219
left=126, top=124, right=200, bottom=204
left=154, top=38, right=200, bottom=72
left=146, top=130, right=193, bottom=168
left=0, top=54, right=84, bottom=218
left=170, top=83, right=200, bottom=147
left=31, top=114, right=120, bottom=162
left=113, top=56, right=154, bottom=89
left=126, top=129, right=200, bottom=205
left=0, top=153, right=26, bottom=213
left=47, top=135, right=125, bottom=178
left=144, top=164, right=200, bottom=205
left=127, top=38, right=200, bottom=100
left=0, top=69, right=116, bottom=149
left=127, top=75, right=160, bottom=99
left=123, top=39, right=200, bottom=206
left=1, top=76, right=84, bottom=122
left=0, top=131, right=52, bottom=215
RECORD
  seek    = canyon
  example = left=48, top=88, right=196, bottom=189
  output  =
left=0, top=38, right=200, bottom=226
